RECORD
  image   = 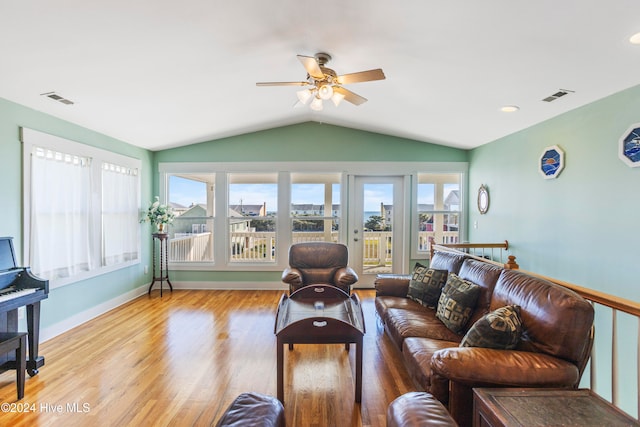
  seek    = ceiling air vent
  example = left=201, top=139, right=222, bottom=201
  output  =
left=40, top=91, right=74, bottom=105
left=542, top=89, right=574, bottom=102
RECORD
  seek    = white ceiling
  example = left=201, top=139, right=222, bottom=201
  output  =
left=1, top=1, right=639, bottom=151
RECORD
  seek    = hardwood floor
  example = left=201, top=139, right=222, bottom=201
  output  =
left=0, top=289, right=416, bottom=426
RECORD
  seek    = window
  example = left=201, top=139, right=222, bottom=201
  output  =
left=158, top=161, right=466, bottom=271
left=22, top=128, right=141, bottom=287
left=102, top=162, right=139, bottom=266
left=416, top=173, right=461, bottom=256
left=291, top=173, right=341, bottom=243
left=228, top=173, right=277, bottom=263
left=167, top=173, right=214, bottom=263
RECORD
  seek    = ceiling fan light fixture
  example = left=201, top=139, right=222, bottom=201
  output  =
left=331, top=92, right=345, bottom=107
left=310, top=96, right=323, bottom=111
left=296, top=89, right=313, bottom=105
left=318, top=84, right=334, bottom=100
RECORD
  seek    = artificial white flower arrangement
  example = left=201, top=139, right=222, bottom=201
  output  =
left=141, top=196, right=175, bottom=230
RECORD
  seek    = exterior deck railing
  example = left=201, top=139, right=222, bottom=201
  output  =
left=169, top=230, right=461, bottom=264
left=171, top=232, right=212, bottom=261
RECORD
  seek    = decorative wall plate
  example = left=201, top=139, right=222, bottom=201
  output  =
left=539, top=145, right=565, bottom=179
left=477, top=185, right=489, bottom=214
left=619, top=123, right=640, bottom=168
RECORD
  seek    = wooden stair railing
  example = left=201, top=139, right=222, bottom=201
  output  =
left=428, top=237, right=518, bottom=270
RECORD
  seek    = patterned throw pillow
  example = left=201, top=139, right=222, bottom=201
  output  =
left=460, top=305, right=523, bottom=349
left=407, top=263, right=448, bottom=308
left=436, top=273, right=481, bottom=334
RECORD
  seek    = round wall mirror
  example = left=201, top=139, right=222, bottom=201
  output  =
left=478, top=185, right=489, bottom=214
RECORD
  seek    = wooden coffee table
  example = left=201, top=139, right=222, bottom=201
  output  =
left=274, top=285, right=365, bottom=404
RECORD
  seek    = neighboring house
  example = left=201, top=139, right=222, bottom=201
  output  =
left=291, top=204, right=340, bottom=216
left=172, top=204, right=208, bottom=235
left=444, top=190, right=460, bottom=211
left=291, top=203, right=323, bottom=215
left=170, top=201, right=188, bottom=217
left=172, top=204, right=255, bottom=235
left=228, top=202, right=267, bottom=217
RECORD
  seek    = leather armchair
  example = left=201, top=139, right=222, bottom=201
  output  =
left=282, top=242, right=358, bottom=293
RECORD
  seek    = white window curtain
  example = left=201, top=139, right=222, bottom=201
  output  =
left=30, top=147, right=93, bottom=280
left=102, top=162, right=139, bottom=266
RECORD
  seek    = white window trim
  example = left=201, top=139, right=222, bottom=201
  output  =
left=159, top=161, right=467, bottom=272
left=411, top=172, right=466, bottom=260
left=21, top=127, right=141, bottom=289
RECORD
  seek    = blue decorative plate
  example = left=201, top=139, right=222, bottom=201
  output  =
left=539, top=145, right=565, bottom=179
left=619, top=124, right=640, bottom=168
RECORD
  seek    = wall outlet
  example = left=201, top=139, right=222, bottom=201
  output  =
left=474, top=220, right=478, bottom=229
left=144, top=265, right=149, bottom=274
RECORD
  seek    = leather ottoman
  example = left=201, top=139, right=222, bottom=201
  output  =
left=215, top=392, right=285, bottom=427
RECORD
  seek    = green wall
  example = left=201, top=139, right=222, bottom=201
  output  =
left=468, top=84, right=640, bottom=414
left=0, top=97, right=154, bottom=330
left=468, top=85, right=639, bottom=300
left=156, top=122, right=468, bottom=283
left=156, top=122, right=467, bottom=162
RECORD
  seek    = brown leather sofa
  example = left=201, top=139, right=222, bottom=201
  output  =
left=387, top=392, right=458, bottom=427
left=375, top=251, right=595, bottom=427
left=281, top=242, right=358, bottom=293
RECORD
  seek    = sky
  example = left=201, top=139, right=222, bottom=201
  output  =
left=169, top=176, right=454, bottom=212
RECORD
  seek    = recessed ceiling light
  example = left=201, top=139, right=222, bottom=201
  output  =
left=500, top=105, right=520, bottom=113
left=630, top=32, right=640, bottom=45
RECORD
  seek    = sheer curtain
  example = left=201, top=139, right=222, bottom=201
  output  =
left=30, top=147, right=93, bottom=280
left=102, top=162, right=139, bottom=266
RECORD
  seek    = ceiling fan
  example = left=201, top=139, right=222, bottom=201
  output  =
left=256, top=53, right=385, bottom=111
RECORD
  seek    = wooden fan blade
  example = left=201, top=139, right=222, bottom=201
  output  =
left=337, top=69, right=385, bottom=85
left=256, top=81, right=309, bottom=86
left=333, top=86, right=368, bottom=106
left=297, top=55, right=324, bottom=80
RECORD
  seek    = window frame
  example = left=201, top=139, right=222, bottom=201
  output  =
left=21, top=127, right=141, bottom=289
left=411, top=172, right=464, bottom=260
left=166, top=173, right=215, bottom=265
left=159, top=161, right=467, bottom=272
left=290, top=173, right=342, bottom=245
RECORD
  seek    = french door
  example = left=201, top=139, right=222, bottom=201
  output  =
left=348, top=176, right=407, bottom=287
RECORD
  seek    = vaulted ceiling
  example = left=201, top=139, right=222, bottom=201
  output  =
left=1, top=1, right=639, bottom=151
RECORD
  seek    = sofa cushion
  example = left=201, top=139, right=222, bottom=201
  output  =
left=429, top=251, right=466, bottom=274
left=383, top=305, right=462, bottom=347
left=407, top=263, right=448, bottom=308
left=460, top=305, right=522, bottom=349
left=457, top=259, right=503, bottom=328
left=436, top=274, right=480, bottom=334
left=300, top=267, right=337, bottom=284
left=402, top=337, right=459, bottom=391
left=492, top=269, right=594, bottom=366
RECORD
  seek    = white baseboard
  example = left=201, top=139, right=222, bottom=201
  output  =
left=40, top=285, right=148, bottom=343
left=40, top=281, right=286, bottom=342
left=171, top=281, right=286, bottom=291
